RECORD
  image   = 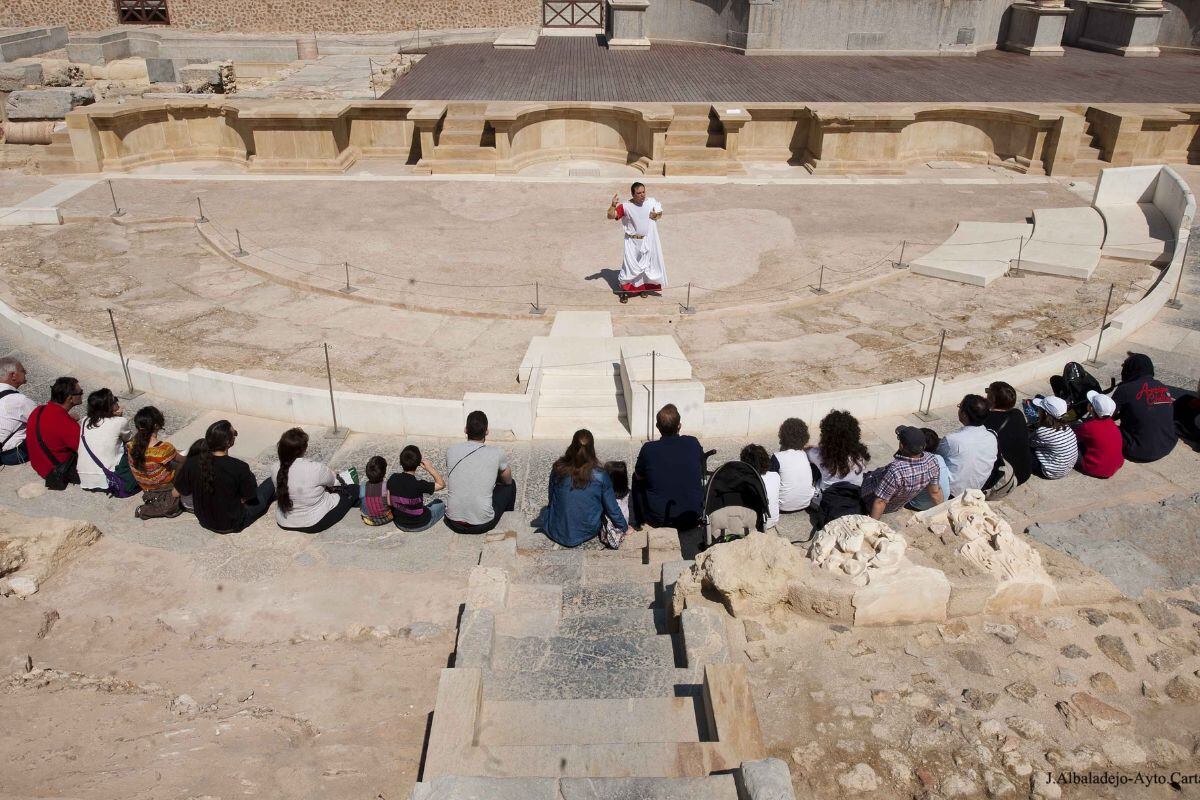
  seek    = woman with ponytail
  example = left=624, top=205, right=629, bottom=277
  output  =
left=272, top=427, right=358, bottom=533
left=126, top=406, right=185, bottom=518
left=542, top=429, right=627, bottom=548
left=172, top=420, right=274, bottom=534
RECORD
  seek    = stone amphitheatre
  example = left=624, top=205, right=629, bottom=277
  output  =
left=2, top=2, right=1200, bottom=799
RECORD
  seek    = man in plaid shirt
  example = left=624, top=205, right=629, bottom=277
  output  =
left=861, top=426, right=944, bottom=519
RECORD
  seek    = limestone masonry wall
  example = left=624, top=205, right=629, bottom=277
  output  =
left=0, top=0, right=539, bottom=34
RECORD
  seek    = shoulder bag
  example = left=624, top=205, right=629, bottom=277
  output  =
left=80, top=426, right=139, bottom=498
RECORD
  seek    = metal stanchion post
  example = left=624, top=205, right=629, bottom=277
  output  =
left=233, top=229, right=247, bottom=257
left=894, top=240, right=907, bottom=269
left=1087, top=283, right=1115, bottom=366
left=1166, top=229, right=1192, bottom=310
left=324, top=342, right=340, bottom=434
left=339, top=261, right=357, bottom=294
left=196, top=197, right=208, bottom=224
left=107, top=180, right=124, bottom=218
left=811, top=264, right=829, bottom=295
left=1012, top=235, right=1025, bottom=278
left=651, top=350, right=657, bottom=442
left=680, top=281, right=695, bottom=315
left=369, top=59, right=378, bottom=99
left=917, top=329, right=947, bottom=420
left=107, top=308, right=140, bottom=398
left=529, top=282, right=545, bottom=315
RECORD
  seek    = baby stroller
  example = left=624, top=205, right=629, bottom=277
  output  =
left=702, top=460, right=769, bottom=548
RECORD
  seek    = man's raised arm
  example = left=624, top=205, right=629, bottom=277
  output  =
left=607, top=193, right=620, bottom=220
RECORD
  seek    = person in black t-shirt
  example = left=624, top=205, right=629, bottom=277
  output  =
left=1111, top=353, right=1177, bottom=463
left=632, top=404, right=704, bottom=530
left=173, top=420, right=274, bottom=534
left=983, top=381, right=1033, bottom=489
left=387, top=444, right=446, bottom=531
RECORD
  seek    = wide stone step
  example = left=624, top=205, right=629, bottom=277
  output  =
left=457, top=741, right=725, bottom=779
left=562, top=581, right=657, bottom=611
left=492, top=631, right=676, bottom=671
left=483, top=666, right=702, bottom=701
left=536, top=391, right=624, bottom=408
left=514, top=559, right=659, bottom=585
left=558, top=775, right=739, bottom=800
left=534, top=416, right=630, bottom=440
left=477, top=696, right=704, bottom=746
left=539, top=374, right=622, bottom=394
left=554, top=607, right=667, bottom=637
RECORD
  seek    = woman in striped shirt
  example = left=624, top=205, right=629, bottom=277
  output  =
left=1028, top=396, right=1078, bottom=480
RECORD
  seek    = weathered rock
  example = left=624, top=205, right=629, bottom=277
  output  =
left=1030, top=775, right=1062, bottom=799
left=938, top=620, right=972, bottom=641
left=790, top=742, right=821, bottom=765
left=984, top=622, right=1018, bottom=644
left=1138, top=599, right=1181, bottom=630
left=739, top=757, right=796, bottom=800
left=674, top=532, right=807, bottom=617
left=1005, top=716, right=1046, bottom=740
left=960, top=686, right=998, bottom=710
left=0, top=63, right=43, bottom=92
left=43, top=63, right=84, bottom=87
left=408, top=621, right=444, bottom=640
left=1, top=575, right=39, bottom=598
left=1071, top=692, right=1131, bottom=730
left=16, top=481, right=46, bottom=500
left=1061, top=644, right=1090, bottom=659
left=1054, top=667, right=1079, bottom=686
left=1008, top=650, right=1046, bottom=673
left=1167, top=598, right=1200, bottom=617
left=1095, top=634, right=1135, bottom=672
left=941, top=773, right=978, bottom=798
left=808, top=515, right=908, bottom=585
left=1164, top=675, right=1200, bottom=703
left=170, top=693, right=199, bottom=716
left=954, top=649, right=994, bottom=676
left=1080, top=608, right=1108, bottom=626
left=1055, top=699, right=1081, bottom=731
left=879, top=748, right=913, bottom=782
left=1147, top=649, right=1183, bottom=673
left=1147, top=737, right=1190, bottom=766
left=1141, top=680, right=1160, bottom=701
left=984, top=770, right=1016, bottom=797
left=1005, top=680, right=1038, bottom=703
left=4, top=87, right=94, bottom=120
left=837, top=763, right=880, bottom=793
left=1088, top=672, right=1118, bottom=694
left=743, top=619, right=768, bottom=642
left=1100, top=735, right=1147, bottom=766
left=1045, top=616, right=1073, bottom=630
left=1012, top=614, right=1047, bottom=640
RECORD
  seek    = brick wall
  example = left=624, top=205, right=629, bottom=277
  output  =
left=0, top=0, right=540, bottom=34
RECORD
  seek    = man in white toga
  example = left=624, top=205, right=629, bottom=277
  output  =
left=607, top=182, right=667, bottom=302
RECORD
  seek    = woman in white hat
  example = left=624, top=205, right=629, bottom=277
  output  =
left=1028, top=396, right=1078, bottom=480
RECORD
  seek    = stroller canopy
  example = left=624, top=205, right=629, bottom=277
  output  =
left=704, top=460, right=769, bottom=531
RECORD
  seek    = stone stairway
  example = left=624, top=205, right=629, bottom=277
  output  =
left=410, top=520, right=790, bottom=799
left=33, top=130, right=80, bottom=175
left=663, top=105, right=740, bottom=176
left=1075, top=118, right=1107, bottom=174
left=534, top=367, right=629, bottom=440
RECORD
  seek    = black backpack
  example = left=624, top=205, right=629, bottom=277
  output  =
left=815, top=482, right=865, bottom=528
left=1051, top=361, right=1108, bottom=422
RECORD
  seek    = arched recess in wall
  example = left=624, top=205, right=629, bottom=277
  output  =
left=900, top=110, right=1045, bottom=173
left=1158, top=0, right=1200, bottom=47
left=504, top=106, right=655, bottom=172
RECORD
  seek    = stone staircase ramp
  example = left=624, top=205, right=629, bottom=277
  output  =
left=412, top=774, right=739, bottom=800
left=1097, top=202, right=1175, bottom=264
left=1015, top=206, right=1105, bottom=279
left=910, top=221, right=1033, bottom=286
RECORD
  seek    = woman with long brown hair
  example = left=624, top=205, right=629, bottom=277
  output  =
left=543, top=429, right=627, bottom=548
left=273, top=427, right=359, bottom=533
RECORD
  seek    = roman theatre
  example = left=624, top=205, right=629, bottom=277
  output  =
left=2, top=3, right=1200, bottom=800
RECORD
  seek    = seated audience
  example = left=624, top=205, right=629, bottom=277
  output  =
left=1028, top=396, right=1078, bottom=480
left=77, top=388, right=136, bottom=495
left=0, top=357, right=36, bottom=466
left=632, top=404, right=704, bottom=529
left=937, top=394, right=998, bottom=497
left=861, top=426, right=943, bottom=519
left=1175, top=379, right=1200, bottom=443
left=599, top=460, right=632, bottom=549
left=771, top=417, right=814, bottom=513
left=274, top=427, right=359, bottom=534
left=173, top=420, right=275, bottom=534
left=445, top=410, right=516, bottom=535
left=27, top=377, right=83, bottom=485
left=544, top=429, right=627, bottom=548
left=907, top=428, right=952, bottom=511
left=389, top=445, right=447, bottom=532
left=741, top=443, right=779, bottom=530
left=127, top=406, right=186, bottom=518
left=1112, top=352, right=1177, bottom=463
left=983, top=381, right=1033, bottom=494
left=359, top=456, right=394, bottom=526
left=1074, top=391, right=1124, bottom=479
left=806, top=410, right=870, bottom=501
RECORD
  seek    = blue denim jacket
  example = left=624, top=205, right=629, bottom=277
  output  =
left=544, top=468, right=627, bottom=547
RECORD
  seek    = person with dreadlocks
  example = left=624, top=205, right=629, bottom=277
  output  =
left=172, top=419, right=274, bottom=534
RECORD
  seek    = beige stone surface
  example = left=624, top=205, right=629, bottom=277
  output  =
left=674, top=532, right=808, bottom=617
left=0, top=506, right=102, bottom=588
